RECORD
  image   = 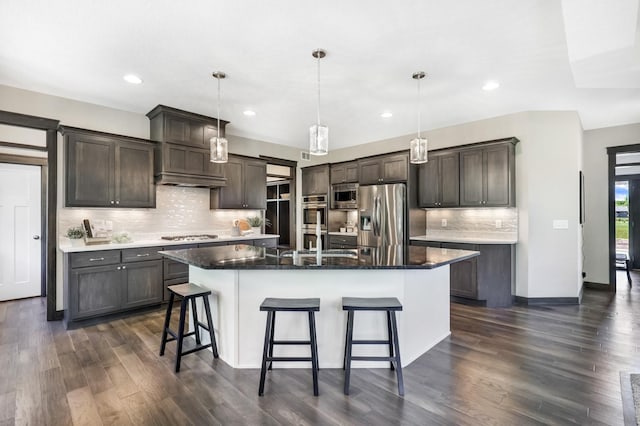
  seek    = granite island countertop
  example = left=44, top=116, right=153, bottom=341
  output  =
left=159, top=244, right=479, bottom=270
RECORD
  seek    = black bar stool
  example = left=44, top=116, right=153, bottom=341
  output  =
left=342, top=297, right=404, bottom=396
left=258, top=297, right=320, bottom=396
left=159, top=283, right=218, bottom=372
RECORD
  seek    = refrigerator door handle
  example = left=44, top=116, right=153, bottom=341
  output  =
left=373, top=195, right=381, bottom=237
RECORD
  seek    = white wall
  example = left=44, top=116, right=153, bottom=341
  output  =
left=583, top=123, right=640, bottom=284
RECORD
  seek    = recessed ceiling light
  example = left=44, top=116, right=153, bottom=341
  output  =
left=243, top=110, right=256, bottom=116
left=482, top=80, right=500, bottom=91
left=122, top=74, right=142, bottom=84
left=123, top=74, right=143, bottom=84
left=381, top=112, right=393, bottom=118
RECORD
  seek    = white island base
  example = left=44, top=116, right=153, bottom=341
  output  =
left=188, top=266, right=451, bottom=369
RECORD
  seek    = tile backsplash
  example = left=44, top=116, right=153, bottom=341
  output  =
left=426, top=208, right=517, bottom=236
left=59, top=185, right=262, bottom=238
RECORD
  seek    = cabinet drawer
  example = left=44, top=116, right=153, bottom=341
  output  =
left=254, top=238, right=277, bottom=248
left=329, top=235, right=356, bottom=245
left=121, top=246, right=164, bottom=263
left=70, top=250, right=121, bottom=268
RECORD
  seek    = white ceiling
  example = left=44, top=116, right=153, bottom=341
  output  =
left=1, top=0, right=639, bottom=151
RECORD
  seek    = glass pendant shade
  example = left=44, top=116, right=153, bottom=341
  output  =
left=210, top=71, right=228, bottom=163
left=410, top=137, right=428, bottom=164
left=309, top=124, right=328, bottom=156
left=210, top=136, right=228, bottom=163
left=410, top=71, right=428, bottom=164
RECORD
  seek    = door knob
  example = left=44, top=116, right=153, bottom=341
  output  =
left=33, top=235, right=40, bottom=240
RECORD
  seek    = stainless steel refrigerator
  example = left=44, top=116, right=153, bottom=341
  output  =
left=358, top=183, right=406, bottom=247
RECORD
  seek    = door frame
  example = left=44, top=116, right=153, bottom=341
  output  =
left=0, top=156, right=47, bottom=297
left=0, top=110, right=60, bottom=320
left=261, top=156, right=297, bottom=249
left=607, top=144, right=640, bottom=292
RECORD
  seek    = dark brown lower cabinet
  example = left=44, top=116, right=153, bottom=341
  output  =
left=66, top=249, right=164, bottom=324
left=66, top=239, right=280, bottom=325
left=69, top=264, right=122, bottom=320
left=410, top=240, right=513, bottom=307
left=121, top=260, right=163, bottom=309
left=327, top=234, right=357, bottom=249
left=447, top=252, right=478, bottom=299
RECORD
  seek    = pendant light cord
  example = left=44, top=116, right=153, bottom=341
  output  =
left=417, top=76, right=421, bottom=139
left=316, top=50, right=321, bottom=126
left=217, top=76, right=221, bottom=140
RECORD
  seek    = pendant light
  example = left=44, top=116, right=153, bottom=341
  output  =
left=210, top=71, right=228, bottom=163
left=309, top=49, right=328, bottom=156
left=410, top=71, right=428, bottom=164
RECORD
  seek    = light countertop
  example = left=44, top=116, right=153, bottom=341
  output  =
left=59, top=234, right=279, bottom=253
left=411, top=233, right=517, bottom=245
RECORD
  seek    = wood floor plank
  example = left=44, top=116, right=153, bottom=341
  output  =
left=93, top=389, right=133, bottom=426
left=66, top=386, right=103, bottom=426
left=58, top=352, right=88, bottom=392
left=0, top=392, right=15, bottom=422
left=40, top=367, right=73, bottom=426
left=104, top=363, right=140, bottom=399
left=120, top=391, right=161, bottom=426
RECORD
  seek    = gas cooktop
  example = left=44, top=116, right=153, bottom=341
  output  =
left=161, top=234, right=218, bottom=241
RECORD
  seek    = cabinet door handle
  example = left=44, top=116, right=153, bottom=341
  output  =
left=117, top=266, right=121, bottom=270
left=89, top=257, right=105, bottom=262
left=136, top=253, right=150, bottom=257
left=110, top=201, right=115, bottom=204
left=116, top=200, right=120, bottom=205
left=122, top=265, right=126, bottom=269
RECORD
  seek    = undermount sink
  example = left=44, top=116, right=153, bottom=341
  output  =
left=280, top=249, right=358, bottom=258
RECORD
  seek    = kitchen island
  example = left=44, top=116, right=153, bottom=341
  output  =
left=161, top=244, right=478, bottom=369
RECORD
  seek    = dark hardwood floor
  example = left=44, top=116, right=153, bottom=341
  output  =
left=1, top=271, right=639, bottom=425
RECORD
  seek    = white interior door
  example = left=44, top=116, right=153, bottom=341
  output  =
left=0, top=163, right=42, bottom=301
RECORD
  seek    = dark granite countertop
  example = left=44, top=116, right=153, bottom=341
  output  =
left=159, top=244, right=479, bottom=270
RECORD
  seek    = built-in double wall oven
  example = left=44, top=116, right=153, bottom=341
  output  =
left=302, top=195, right=327, bottom=232
left=302, top=195, right=327, bottom=249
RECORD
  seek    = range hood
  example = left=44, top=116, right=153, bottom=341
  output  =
left=154, top=172, right=226, bottom=188
left=147, top=105, right=229, bottom=188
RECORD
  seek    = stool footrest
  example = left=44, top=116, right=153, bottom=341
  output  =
left=267, top=356, right=313, bottom=362
left=272, top=340, right=311, bottom=345
left=352, top=339, right=391, bottom=345
left=181, top=343, right=212, bottom=356
left=351, top=356, right=395, bottom=362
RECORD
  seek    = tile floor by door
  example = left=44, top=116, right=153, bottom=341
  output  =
left=0, top=271, right=638, bottom=425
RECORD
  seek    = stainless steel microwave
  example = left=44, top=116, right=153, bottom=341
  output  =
left=331, top=183, right=358, bottom=209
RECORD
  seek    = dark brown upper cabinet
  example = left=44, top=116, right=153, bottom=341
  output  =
left=302, top=164, right=330, bottom=196
left=460, top=141, right=515, bottom=207
left=62, top=126, right=156, bottom=208
left=147, top=105, right=228, bottom=187
left=418, top=151, right=460, bottom=208
left=210, top=155, right=267, bottom=209
left=358, top=152, right=409, bottom=185
left=330, top=161, right=358, bottom=184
